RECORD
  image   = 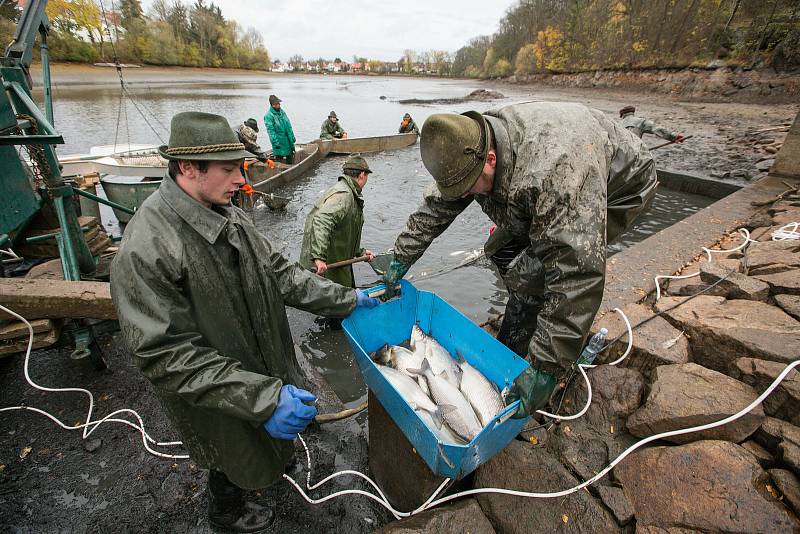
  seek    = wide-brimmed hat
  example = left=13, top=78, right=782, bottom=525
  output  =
left=244, top=118, right=259, bottom=132
left=158, top=112, right=251, bottom=161
left=619, top=105, right=636, bottom=117
left=343, top=154, right=371, bottom=174
left=329, top=111, right=338, bottom=119
left=269, top=94, right=281, bottom=105
left=420, top=110, right=492, bottom=199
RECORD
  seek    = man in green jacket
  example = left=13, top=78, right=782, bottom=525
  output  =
left=398, top=112, right=419, bottom=134
left=619, top=106, right=684, bottom=143
left=382, top=103, right=657, bottom=419
left=300, top=155, right=375, bottom=290
left=264, top=94, right=296, bottom=164
left=320, top=110, right=347, bottom=139
left=111, top=112, right=379, bottom=532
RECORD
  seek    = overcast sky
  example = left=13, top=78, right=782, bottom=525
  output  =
left=140, top=0, right=517, bottom=62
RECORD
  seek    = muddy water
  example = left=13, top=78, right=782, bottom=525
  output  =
left=36, top=68, right=712, bottom=405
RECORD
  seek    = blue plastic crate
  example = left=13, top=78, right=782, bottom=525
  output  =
left=342, top=280, right=530, bottom=479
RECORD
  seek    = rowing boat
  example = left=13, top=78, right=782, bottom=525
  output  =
left=316, top=132, right=418, bottom=155
left=60, top=145, right=164, bottom=178
left=248, top=143, right=323, bottom=193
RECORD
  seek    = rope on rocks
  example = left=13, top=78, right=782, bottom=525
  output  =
left=772, top=222, right=800, bottom=241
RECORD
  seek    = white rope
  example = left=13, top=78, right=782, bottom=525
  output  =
left=772, top=222, right=800, bottom=241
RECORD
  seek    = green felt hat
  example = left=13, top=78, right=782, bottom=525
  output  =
left=343, top=154, right=371, bottom=174
left=420, top=110, right=492, bottom=199
left=329, top=110, right=338, bottom=119
left=158, top=112, right=251, bottom=161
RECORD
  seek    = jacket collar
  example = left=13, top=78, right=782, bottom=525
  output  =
left=339, top=175, right=364, bottom=200
left=485, top=115, right=514, bottom=199
left=159, top=173, right=229, bottom=244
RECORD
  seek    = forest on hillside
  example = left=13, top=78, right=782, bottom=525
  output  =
left=0, top=0, right=271, bottom=70
left=453, top=0, right=800, bottom=78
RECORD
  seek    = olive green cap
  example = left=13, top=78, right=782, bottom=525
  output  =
left=269, top=94, right=281, bottom=105
left=342, top=154, right=371, bottom=174
left=420, top=110, right=492, bottom=199
left=159, top=112, right=250, bottom=161
left=329, top=110, right=338, bottom=119
left=619, top=105, right=635, bottom=117
left=244, top=118, right=259, bottom=132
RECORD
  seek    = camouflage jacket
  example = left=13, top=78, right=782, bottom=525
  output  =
left=299, top=175, right=365, bottom=288
left=393, top=102, right=657, bottom=372
left=111, top=175, right=355, bottom=489
left=320, top=119, right=346, bottom=139
left=620, top=114, right=678, bottom=141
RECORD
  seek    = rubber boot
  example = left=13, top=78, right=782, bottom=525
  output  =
left=207, top=469, right=274, bottom=533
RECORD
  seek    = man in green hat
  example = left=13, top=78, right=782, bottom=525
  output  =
left=382, top=103, right=658, bottom=420
left=398, top=112, right=419, bottom=134
left=619, top=105, right=684, bottom=143
left=264, top=94, right=296, bottom=164
left=299, top=155, right=375, bottom=322
left=320, top=110, right=347, bottom=139
left=111, top=111, right=379, bottom=532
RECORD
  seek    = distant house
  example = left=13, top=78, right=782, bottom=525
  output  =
left=385, top=62, right=399, bottom=73
left=305, top=62, right=320, bottom=72
left=271, top=60, right=294, bottom=73
left=412, top=62, right=425, bottom=74
left=352, top=62, right=363, bottom=73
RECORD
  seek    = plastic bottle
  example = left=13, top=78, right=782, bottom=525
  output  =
left=575, top=327, right=608, bottom=367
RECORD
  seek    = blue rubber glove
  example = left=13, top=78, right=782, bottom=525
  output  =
left=263, top=385, right=318, bottom=440
left=354, top=289, right=380, bottom=309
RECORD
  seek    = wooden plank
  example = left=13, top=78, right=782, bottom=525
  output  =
left=0, top=278, right=115, bottom=320
left=0, top=318, right=54, bottom=340
left=0, top=327, right=60, bottom=355
left=773, top=112, right=800, bottom=179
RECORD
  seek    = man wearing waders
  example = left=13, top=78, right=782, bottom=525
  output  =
left=619, top=105, right=685, bottom=143
left=382, top=103, right=657, bottom=418
left=111, top=112, right=379, bottom=532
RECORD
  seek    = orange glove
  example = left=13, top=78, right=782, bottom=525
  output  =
left=241, top=184, right=255, bottom=196
left=267, top=159, right=275, bottom=169
left=243, top=160, right=250, bottom=171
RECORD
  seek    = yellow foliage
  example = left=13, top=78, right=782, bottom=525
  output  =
left=632, top=40, right=647, bottom=53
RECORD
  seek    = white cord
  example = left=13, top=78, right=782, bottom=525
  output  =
left=772, top=222, right=800, bottom=241
left=0, top=248, right=20, bottom=259
left=0, top=303, right=188, bottom=459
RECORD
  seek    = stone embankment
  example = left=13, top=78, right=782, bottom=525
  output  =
left=378, top=188, right=800, bottom=532
left=505, top=66, right=800, bottom=104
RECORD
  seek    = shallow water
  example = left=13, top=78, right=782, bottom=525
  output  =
left=37, top=71, right=713, bottom=405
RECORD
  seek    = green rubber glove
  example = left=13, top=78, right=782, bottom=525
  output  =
left=506, top=366, right=556, bottom=419
left=381, top=258, right=410, bottom=299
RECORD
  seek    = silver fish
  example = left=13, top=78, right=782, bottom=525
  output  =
left=409, top=359, right=482, bottom=442
left=417, top=410, right=467, bottom=445
left=376, top=344, right=430, bottom=396
left=458, top=358, right=505, bottom=427
left=377, top=365, right=445, bottom=428
left=411, top=325, right=461, bottom=388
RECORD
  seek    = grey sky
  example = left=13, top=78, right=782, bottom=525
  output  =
left=141, top=0, right=517, bottom=62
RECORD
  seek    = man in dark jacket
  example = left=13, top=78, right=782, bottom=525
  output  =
left=382, top=103, right=657, bottom=419
left=111, top=112, right=379, bottom=532
left=320, top=110, right=347, bottom=139
left=398, top=113, right=419, bottom=134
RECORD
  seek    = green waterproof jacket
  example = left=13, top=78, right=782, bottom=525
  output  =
left=393, top=102, right=657, bottom=373
left=320, top=118, right=346, bottom=139
left=264, top=107, right=296, bottom=157
left=110, top=175, right=356, bottom=489
left=299, top=175, right=365, bottom=288
left=621, top=114, right=678, bottom=141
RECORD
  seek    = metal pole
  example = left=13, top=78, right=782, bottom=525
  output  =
left=73, top=186, right=135, bottom=215
left=40, top=39, right=53, bottom=126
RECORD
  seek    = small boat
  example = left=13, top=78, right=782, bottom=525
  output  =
left=60, top=145, right=165, bottom=178
left=248, top=142, right=323, bottom=193
left=317, top=132, right=418, bottom=155
left=100, top=175, right=161, bottom=224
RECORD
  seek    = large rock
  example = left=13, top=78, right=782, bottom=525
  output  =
left=769, top=468, right=800, bottom=517
left=754, top=269, right=800, bottom=296
left=742, top=439, right=777, bottom=469
left=615, top=440, right=800, bottom=532
left=600, top=304, right=690, bottom=378
left=745, top=241, right=800, bottom=275
left=732, top=357, right=800, bottom=425
left=475, top=440, right=621, bottom=533
left=373, top=498, right=495, bottom=534
left=655, top=296, right=800, bottom=373
left=776, top=294, right=800, bottom=320
left=699, top=261, right=770, bottom=301
left=626, top=363, right=764, bottom=444
left=755, top=417, right=800, bottom=476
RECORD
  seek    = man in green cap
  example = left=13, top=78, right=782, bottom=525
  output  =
left=299, top=155, right=375, bottom=328
left=382, top=103, right=657, bottom=420
left=111, top=111, right=379, bottom=532
left=320, top=110, right=347, bottom=139
left=619, top=106, right=684, bottom=143
left=398, top=112, right=419, bottom=134
left=264, top=94, right=296, bottom=164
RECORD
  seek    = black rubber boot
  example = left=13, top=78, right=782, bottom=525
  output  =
left=207, top=469, right=274, bottom=533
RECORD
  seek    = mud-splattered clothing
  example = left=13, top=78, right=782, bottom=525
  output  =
left=319, top=118, right=346, bottom=139
left=111, top=174, right=355, bottom=489
left=393, top=102, right=657, bottom=373
left=620, top=113, right=678, bottom=141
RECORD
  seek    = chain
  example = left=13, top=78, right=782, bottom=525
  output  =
left=15, top=113, right=51, bottom=190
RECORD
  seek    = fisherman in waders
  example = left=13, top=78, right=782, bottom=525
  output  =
left=619, top=106, right=685, bottom=143
left=264, top=94, right=296, bottom=164
left=111, top=112, right=379, bottom=532
left=382, top=103, right=658, bottom=418
left=300, top=155, right=375, bottom=328
left=320, top=110, right=347, bottom=139
left=398, top=112, right=419, bottom=134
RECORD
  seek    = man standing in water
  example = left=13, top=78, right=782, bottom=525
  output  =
left=382, top=103, right=657, bottom=418
left=300, top=155, right=375, bottom=328
left=111, top=112, right=379, bottom=532
left=264, top=94, right=296, bottom=164
left=320, top=110, right=347, bottom=139
left=619, top=106, right=684, bottom=143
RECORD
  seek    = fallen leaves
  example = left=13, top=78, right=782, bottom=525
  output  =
left=561, top=514, right=569, bottom=524
left=19, top=446, right=32, bottom=459
left=528, top=436, right=539, bottom=445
